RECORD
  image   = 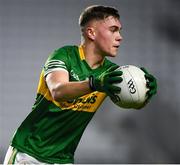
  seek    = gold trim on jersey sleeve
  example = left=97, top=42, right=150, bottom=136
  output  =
left=37, top=71, right=107, bottom=113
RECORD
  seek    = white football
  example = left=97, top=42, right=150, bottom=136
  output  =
left=113, top=65, right=149, bottom=109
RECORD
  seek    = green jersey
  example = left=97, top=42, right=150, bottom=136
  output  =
left=11, top=45, right=116, bottom=164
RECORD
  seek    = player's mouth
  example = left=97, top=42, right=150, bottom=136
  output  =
left=113, top=45, right=120, bottom=49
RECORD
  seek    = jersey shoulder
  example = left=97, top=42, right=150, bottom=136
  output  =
left=44, top=45, right=79, bottom=76
left=48, top=45, right=78, bottom=60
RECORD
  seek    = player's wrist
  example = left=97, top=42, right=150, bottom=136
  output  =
left=89, top=75, right=97, bottom=91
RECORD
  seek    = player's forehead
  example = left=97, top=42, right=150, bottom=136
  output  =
left=96, top=16, right=122, bottom=29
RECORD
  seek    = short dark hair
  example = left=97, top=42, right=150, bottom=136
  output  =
left=79, top=5, right=120, bottom=28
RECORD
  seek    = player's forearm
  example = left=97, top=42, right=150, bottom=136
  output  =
left=51, top=80, right=93, bottom=101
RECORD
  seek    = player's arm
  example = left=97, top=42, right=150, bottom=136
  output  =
left=46, top=70, right=92, bottom=102
left=46, top=65, right=123, bottom=102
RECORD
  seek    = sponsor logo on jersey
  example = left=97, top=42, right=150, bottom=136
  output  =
left=59, top=92, right=106, bottom=112
left=67, top=93, right=97, bottom=104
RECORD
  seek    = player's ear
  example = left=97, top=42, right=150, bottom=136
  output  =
left=86, top=27, right=96, bottom=41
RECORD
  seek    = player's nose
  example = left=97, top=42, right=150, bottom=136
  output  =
left=116, top=32, right=123, bottom=42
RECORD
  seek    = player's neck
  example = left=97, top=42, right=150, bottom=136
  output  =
left=81, top=43, right=105, bottom=69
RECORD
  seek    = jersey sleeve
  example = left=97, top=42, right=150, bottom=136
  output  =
left=43, top=47, right=70, bottom=77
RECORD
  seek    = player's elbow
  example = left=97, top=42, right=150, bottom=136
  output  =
left=50, top=85, right=66, bottom=102
left=51, top=90, right=65, bottom=102
left=51, top=91, right=61, bottom=102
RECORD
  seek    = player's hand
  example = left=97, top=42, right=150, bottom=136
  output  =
left=140, top=67, right=157, bottom=101
left=89, top=65, right=123, bottom=98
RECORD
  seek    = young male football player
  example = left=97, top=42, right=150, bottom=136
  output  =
left=4, top=5, right=157, bottom=164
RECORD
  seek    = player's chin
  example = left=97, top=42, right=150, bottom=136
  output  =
left=110, top=47, right=119, bottom=57
left=105, top=48, right=118, bottom=57
left=109, top=51, right=118, bottom=57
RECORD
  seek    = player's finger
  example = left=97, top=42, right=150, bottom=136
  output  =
left=108, top=70, right=123, bottom=77
left=108, top=77, right=123, bottom=84
left=107, top=65, right=119, bottom=72
left=109, top=85, right=121, bottom=93
left=140, top=67, right=149, bottom=74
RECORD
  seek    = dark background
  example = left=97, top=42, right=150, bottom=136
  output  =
left=1, top=0, right=180, bottom=163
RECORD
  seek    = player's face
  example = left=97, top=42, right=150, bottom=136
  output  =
left=94, top=16, right=122, bottom=57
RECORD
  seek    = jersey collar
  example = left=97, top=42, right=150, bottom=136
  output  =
left=78, top=45, right=105, bottom=67
left=78, top=45, right=85, bottom=60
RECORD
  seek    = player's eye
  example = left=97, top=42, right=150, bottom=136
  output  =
left=110, top=27, right=117, bottom=33
left=119, top=29, right=122, bottom=34
left=110, top=26, right=121, bottom=33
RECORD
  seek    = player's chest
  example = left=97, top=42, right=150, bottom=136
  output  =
left=69, top=61, right=103, bottom=81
